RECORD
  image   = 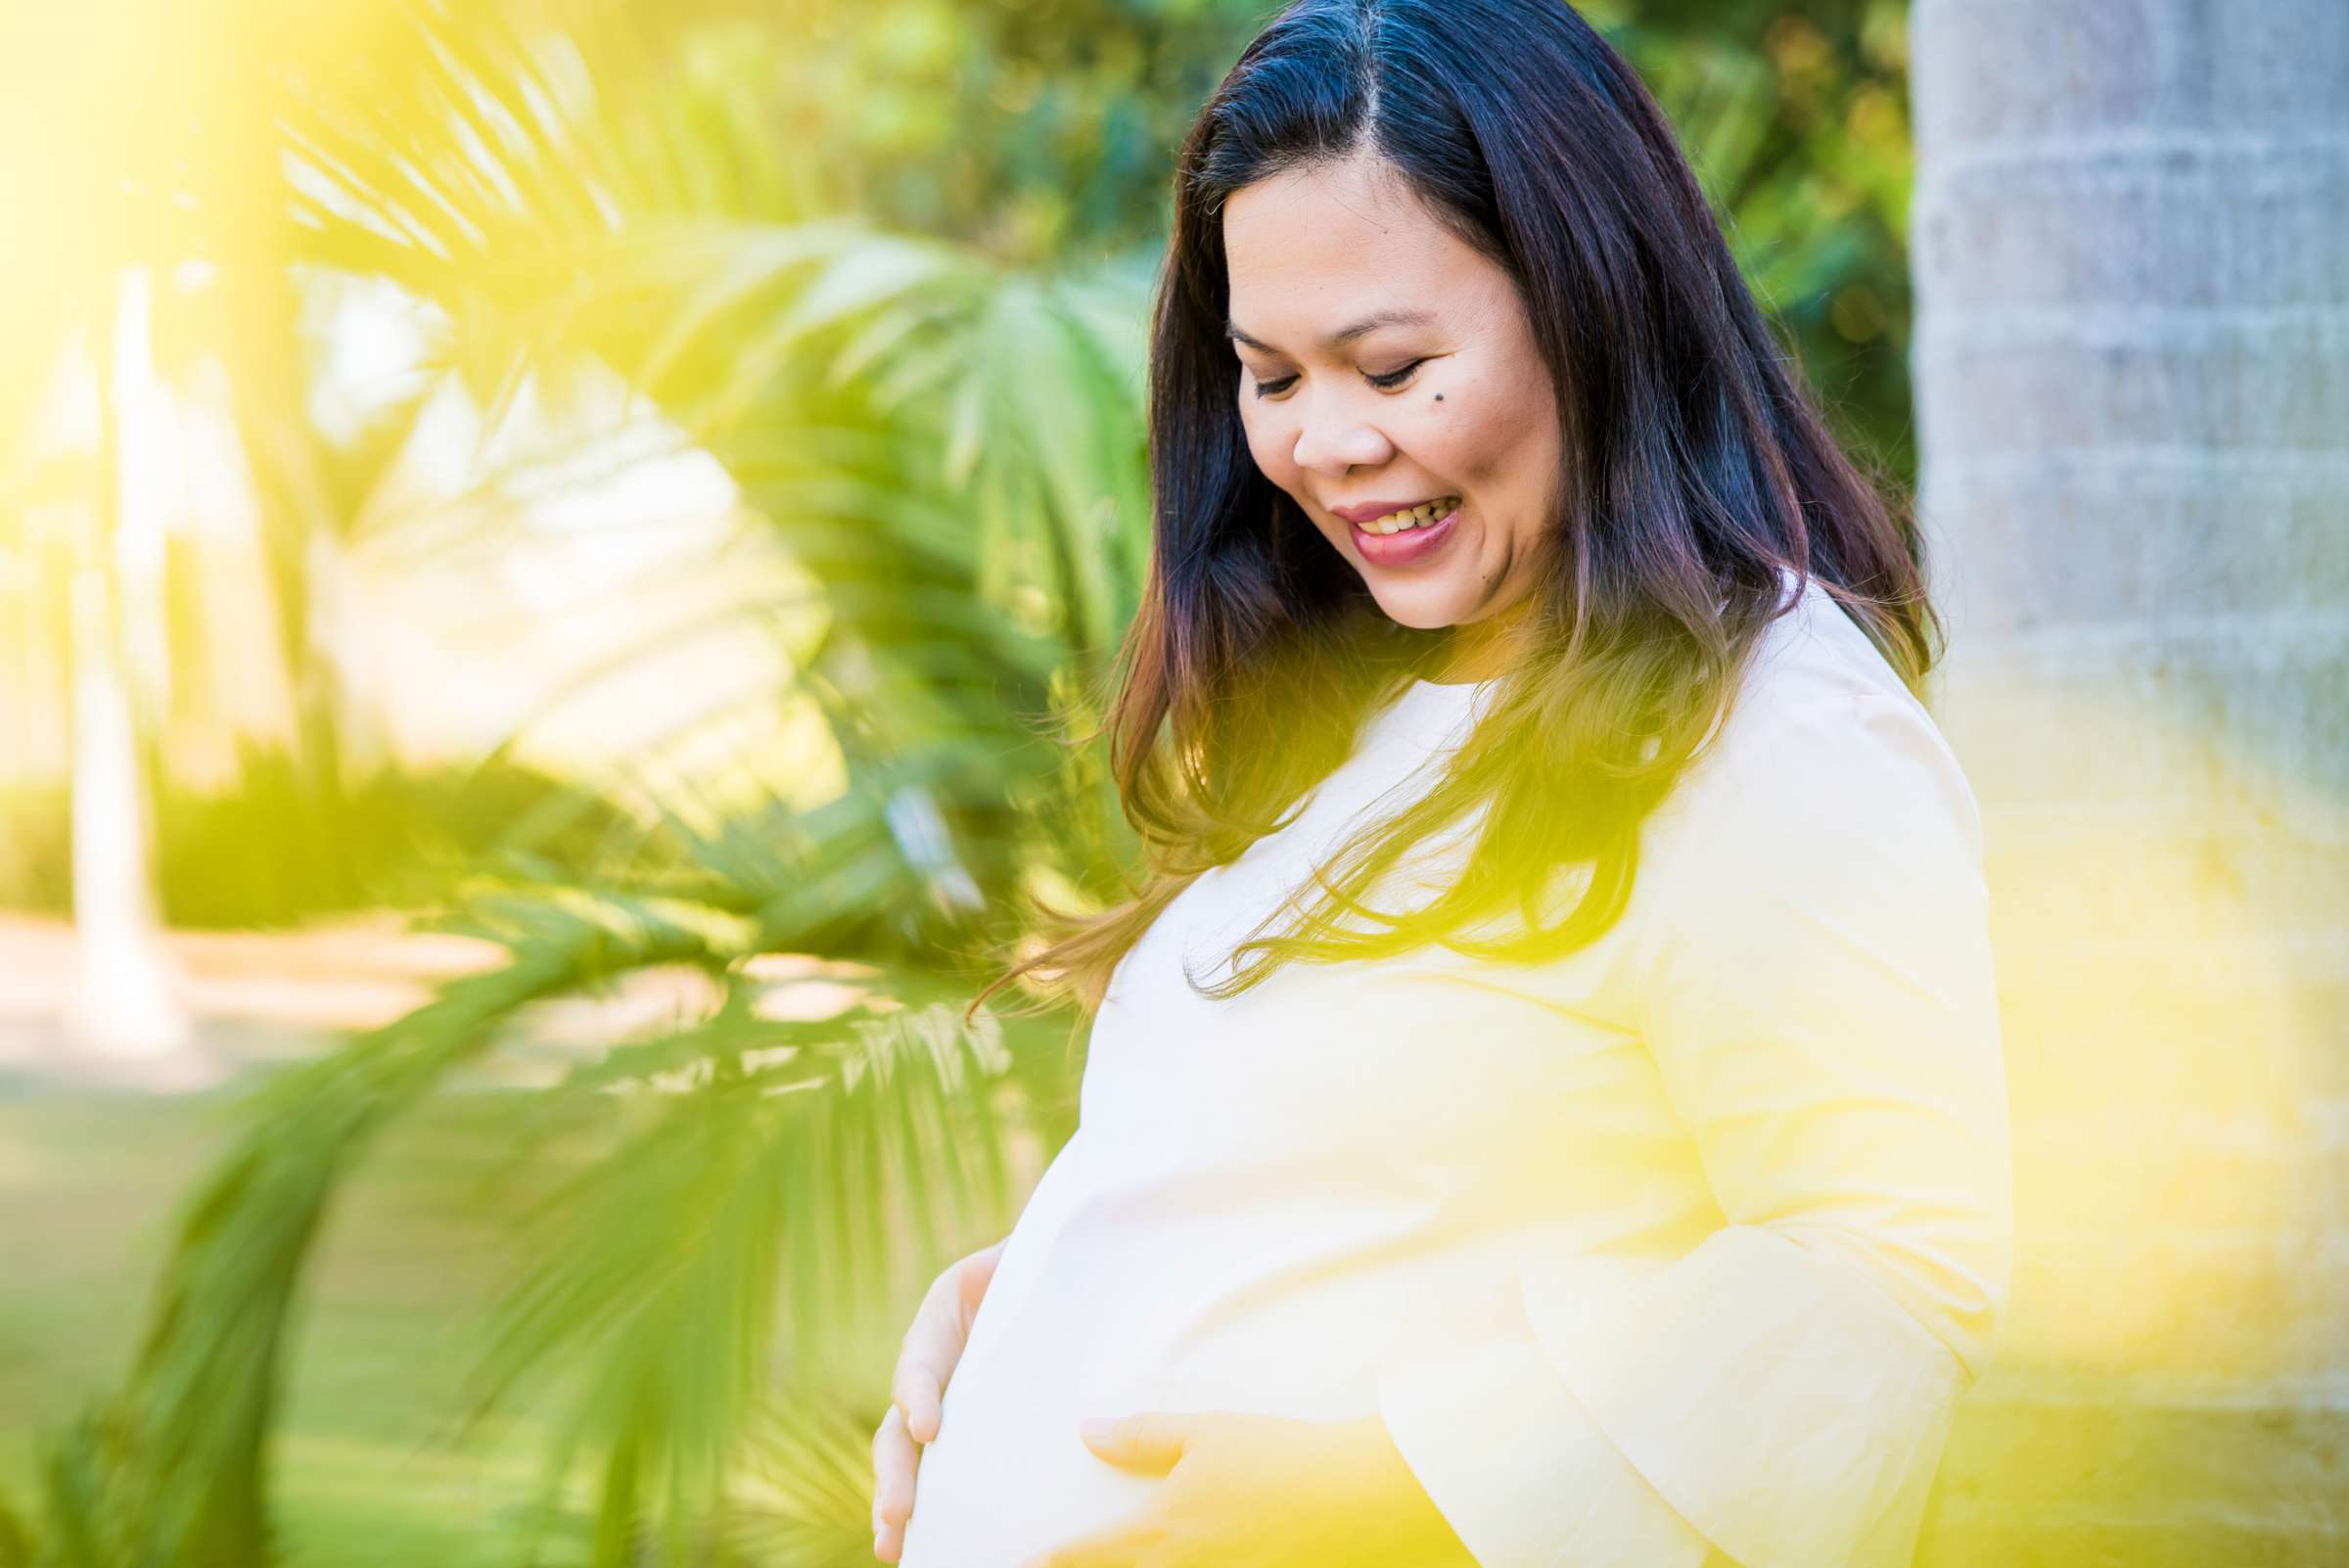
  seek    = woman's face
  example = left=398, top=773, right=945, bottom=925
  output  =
left=1223, top=149, right=1563, bottom=638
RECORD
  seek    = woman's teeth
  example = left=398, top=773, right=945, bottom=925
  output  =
left=1360, top=496, right=1461, bottom=534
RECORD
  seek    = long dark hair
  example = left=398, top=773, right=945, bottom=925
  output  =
left=971, top=0, right=1937, bottom=1022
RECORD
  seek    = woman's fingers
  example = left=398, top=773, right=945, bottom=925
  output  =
left=954, top=1239, right=1005, bottom=1316
left=871, top=1403, right=917, bottom=1561
left=892, top=1244, right=1003, bottom=1443
left=891, top=1347, right=949, bottom=1446
left=876, top=1240, right=1010, bottom=1559
left=891, top=1267, right=959, bottom=1443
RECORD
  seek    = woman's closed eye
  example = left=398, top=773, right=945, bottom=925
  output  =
left=1250, top=358, right=1430, bottom=399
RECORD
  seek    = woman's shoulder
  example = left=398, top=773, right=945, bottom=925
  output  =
left=1643, top=565, right=1985, bottom=882
left=1738, top=564, right=1929, bottom=724
left=1620, top=567, right=1999, bottom=1053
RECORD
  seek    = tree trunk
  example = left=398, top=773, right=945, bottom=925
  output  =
left=1909, top=0, right=2348, bottom=1559
left=65, top=268, right=202, bottom=1081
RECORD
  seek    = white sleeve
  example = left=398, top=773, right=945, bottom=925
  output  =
left=1375, top=688, right=2014, bottom=1568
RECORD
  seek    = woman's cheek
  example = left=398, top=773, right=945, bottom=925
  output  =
left=1238, top=404, right=1289, bottom=486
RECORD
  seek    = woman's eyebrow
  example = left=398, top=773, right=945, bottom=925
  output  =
left=1224, top=307, right=1438, bottom=353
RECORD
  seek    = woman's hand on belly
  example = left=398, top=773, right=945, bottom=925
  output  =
left=1015, top=1410, right=1477, bottom=1568
left=873, top=1237, right=1006, bottom=1562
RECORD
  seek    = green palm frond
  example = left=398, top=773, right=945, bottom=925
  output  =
left=285, top=0, right=1151, bottom=899
left=51, top=867, right=1036, bottom=1566
left=456, top=984, right=1017, bottom=1568
left=38, top=3, right=1147, bottom=1562
left=720, top=1398, right=896, bottom=1568
left=42, top=890, right=720, bottom=1564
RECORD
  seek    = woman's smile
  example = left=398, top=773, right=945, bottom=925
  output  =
left=1344, top=497, right=1462, bottom=566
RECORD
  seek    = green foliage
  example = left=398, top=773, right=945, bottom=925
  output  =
left=0, top=1489, right=27, bottom=1568
left=38, top=869, right=1043, bottom=1565
left=1601, top=1, right=1918, bottom=479
left=0, top=755, right=649, bottom=929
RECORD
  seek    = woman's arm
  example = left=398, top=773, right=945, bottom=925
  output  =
left=1376, top=687, right=2014, bottom=1568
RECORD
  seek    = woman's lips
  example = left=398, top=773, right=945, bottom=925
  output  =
left=1349, top=500, right=1461, bottom=566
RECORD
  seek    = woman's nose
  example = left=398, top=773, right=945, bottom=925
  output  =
left=1289, top=395, right=1394, bottom=476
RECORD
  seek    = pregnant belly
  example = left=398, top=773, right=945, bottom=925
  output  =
left=896, top=1302, right=1402, bottom=1568
left=893, top=1225, right=1439, bottom=1568
left=891, top=1312, right=1156, bottom=1568
left=888, top=1103, right=1523, bottom=1568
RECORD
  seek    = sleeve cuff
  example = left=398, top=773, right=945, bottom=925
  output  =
left=1374, top=1326, right=1720, bottom=1568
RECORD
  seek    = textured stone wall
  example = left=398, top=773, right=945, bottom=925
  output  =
left=1908, top=0, right=2349, bottom=1560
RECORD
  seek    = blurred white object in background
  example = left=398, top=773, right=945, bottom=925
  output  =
left=64, top=564, right=196, bottom=1073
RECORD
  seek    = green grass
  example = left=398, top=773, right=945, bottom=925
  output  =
left=0, top=1079, right=586, bottom=1568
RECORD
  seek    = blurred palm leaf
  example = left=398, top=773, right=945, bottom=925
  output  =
left=719, top=1399, right=900, bottom=1568
left=37, top=2, right=1150, bottom=1564
left=452, top=970, right=1020, bottom=1568
left=47, top=856, right=1040, bottom=1566
left=284, top=0, right=1151, bottom=899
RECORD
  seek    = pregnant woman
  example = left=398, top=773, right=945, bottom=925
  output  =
left=873, top=3, right=2012, bottom=1566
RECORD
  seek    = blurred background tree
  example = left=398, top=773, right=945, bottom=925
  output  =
left=1909, top=0, right=2348, bottom=1560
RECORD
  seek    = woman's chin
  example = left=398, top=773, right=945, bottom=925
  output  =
left=1366, top=586, right=1475, bottom=632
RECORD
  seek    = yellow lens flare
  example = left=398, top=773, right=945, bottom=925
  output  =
left=1939, top=669, right=2335, bottom=1389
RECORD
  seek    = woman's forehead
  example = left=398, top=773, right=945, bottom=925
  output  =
left=1228, top=172, right=1482, bottom=315
left=1224, top=241, right=1501, bottom=358
left=1223, top=154, right=1440, bottom=258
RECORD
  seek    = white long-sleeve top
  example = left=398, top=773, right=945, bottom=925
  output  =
left=897, top=566, right=2013, bottom=1568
